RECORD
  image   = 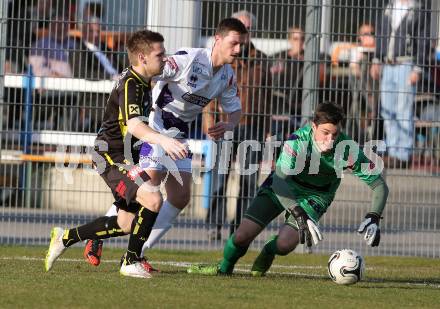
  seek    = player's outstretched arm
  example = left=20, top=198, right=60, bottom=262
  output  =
left=358, top=177, right=389, bottom=247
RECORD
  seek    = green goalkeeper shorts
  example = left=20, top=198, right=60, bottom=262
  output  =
left=243, top=188, right=302, bottom=230
left=244, top=187, right=328, bottom=230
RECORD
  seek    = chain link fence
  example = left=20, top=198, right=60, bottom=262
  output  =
left=1, top=0, right=439, bottom=257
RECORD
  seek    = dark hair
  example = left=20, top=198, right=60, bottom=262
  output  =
left=312, top=102, right=345, bottom=125
left=127, top=30, right=164, bottom=65
left=215, top=18, right=248, bottom=37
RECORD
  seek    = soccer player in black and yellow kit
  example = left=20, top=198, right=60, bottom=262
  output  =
left=45, top=30, right=189, bottom=278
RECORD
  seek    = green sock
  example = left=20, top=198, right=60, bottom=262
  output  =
left=219, top=234, right=249, bottom=274
left=263, top=235, right=282, bottom=255
left=251, top=236, right=279, bottom=274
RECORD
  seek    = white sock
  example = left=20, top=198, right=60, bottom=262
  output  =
left=141, top=200, right=181, bottom=256
left=105, top=203, right=118, bottom=217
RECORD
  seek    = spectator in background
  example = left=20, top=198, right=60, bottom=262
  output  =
left=370, top=0, right=430, bottom=168
left=70, top=16, right=121, bottom=80
left=3, top=0, right=34, bottom=132
left=231, top=10, right=267, bottom=60
left=270, top=27, right=305, bottom=140
left=28, top=10, right=74, bottom=131
left=231, top=10, right=254, bottom=32
left=5, top=0, right=34, bottom=74
left=69, top=16, right=123, bottom=132
left=82, top=2, right=103, bottom=21
left=346, top=23, right=379, bottom=144
left=350, top=24, right=376, bottom=78
left=203, top=11, right=271, bottom=240
left=32, top=0, right=61, bottom=29
left=28, top=10, right=73, bottom=78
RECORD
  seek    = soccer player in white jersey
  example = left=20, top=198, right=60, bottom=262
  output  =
left=83, top=18, right=248, bottom=271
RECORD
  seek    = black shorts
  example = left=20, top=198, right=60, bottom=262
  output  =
left=113, top=196, right=142, bottom=214
left=100, top=163, right=150, bottom=213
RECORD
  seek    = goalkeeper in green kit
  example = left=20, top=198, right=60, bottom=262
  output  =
left=188, top=102, right=389, bottom=276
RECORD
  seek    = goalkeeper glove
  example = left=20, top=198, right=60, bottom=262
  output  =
left=357, top=212, right=381, bottom=247
left=291, top=206, right=323, bottom=247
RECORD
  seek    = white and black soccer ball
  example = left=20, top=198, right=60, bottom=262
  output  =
left=327, top=249, right=364, bottom=285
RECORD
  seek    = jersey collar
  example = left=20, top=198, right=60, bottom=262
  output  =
left=208, top=48, right=224, bottom=76
left=129, top=67, right=150, bottom=87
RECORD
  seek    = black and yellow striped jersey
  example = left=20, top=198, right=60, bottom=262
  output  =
left=95, top=67, right=152, bottom=164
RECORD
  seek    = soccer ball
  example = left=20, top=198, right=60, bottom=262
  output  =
left=327, top=249, right=364, bottom=285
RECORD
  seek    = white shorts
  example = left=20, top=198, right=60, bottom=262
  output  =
left=139, top=141, right=192, bottom=173
left=139, top=108, right=192, bottom=173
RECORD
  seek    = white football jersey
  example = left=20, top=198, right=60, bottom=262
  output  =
left=152, top=47, right=241, bottom=123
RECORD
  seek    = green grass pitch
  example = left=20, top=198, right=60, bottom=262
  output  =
left=1, top=246, right=439, bottom=308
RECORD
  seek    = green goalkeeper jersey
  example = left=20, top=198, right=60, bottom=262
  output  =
left=263, top=124, right=382, bottom=222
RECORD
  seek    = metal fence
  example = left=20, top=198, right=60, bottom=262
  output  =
left=1, top=0, right=439, bottom=258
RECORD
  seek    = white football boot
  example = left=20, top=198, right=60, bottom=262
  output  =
left=45, top=227, right=67, bottom=271
left=120, top=261, right=153, bottom=279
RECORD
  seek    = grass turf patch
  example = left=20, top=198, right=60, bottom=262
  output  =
left=1, top=246, right=439, bottom=308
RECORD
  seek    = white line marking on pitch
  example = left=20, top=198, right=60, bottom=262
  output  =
left=2, top=256, right=440, bottom=289
left=0, top=256, right=324, bottom=269
left=0, top=256, right=389, bottom=271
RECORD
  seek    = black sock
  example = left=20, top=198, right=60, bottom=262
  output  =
left=125, top=208, right=158, bottom=264
left=62, top=216, right=125, bottom=247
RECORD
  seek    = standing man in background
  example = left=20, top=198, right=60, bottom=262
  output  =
left=69, top=15, right=122, bottom=132
left=347, top=23, right=378, bottom=144
left=270, top=27, right=305, bottom=138
left=370, top=0, right=430, bottom=168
